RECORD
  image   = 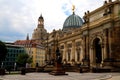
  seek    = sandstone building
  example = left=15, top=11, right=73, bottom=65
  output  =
left=45, top=0, right=120, bottom=71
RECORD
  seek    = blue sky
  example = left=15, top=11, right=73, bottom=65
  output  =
left=0, top=0, right=107, bottom=42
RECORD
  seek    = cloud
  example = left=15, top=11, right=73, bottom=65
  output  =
left=0, top=0, right=108, bottom=42
left=0, top=0, right=35, bottom=42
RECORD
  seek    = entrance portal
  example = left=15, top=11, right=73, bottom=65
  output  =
left=93, top=38, right=102, bottom=64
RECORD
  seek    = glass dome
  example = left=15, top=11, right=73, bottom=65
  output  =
left=63, top=13, right=83, bottom=31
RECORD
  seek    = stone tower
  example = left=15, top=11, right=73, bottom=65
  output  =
left=32, top=14, right=47, bottom=44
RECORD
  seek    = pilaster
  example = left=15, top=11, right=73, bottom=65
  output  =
left=82, top=36, right=89, bottom=66
left=63, top=42, right=67, bottom=61
left=103, top=29, right=109, bottom=59
left=72, top=40, right=75, bottom=60
left=71, top=40, right=75, bottom=65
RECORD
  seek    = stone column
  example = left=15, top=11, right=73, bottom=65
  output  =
left=103, top=44, right=107, bottom=59
left=63, top=42, right=67, bottom=61
left=71, top=40, right=75, bottom=62
left=101, top=43, right=104, bottom=67
left=108, top=28, right=112, bottom=58
left=90, top=45, right=93, bottom=67
left=104, top=29, right=109, bottom=59
left=81, top=36, right=89, bottom=66
left=86, top=35, right=89, bottom=60
left=82, top=36, right=86, bottom=59
left=80, top=45, right=84, bottom=62
left=103, top=28, right=114, bottom=67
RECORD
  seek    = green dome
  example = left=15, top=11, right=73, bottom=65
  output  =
left=63, top=13, right=83, bottom=30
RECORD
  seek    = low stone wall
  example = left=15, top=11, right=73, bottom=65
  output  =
left=91, top=67, right=111, bottom=73
left=25, top=68, right=36, bottom=73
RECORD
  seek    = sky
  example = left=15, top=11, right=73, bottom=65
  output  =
left=0, top=0, right=110, bottom=42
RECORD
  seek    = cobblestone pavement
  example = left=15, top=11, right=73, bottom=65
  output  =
left=0, top=72, right=120, bottom=80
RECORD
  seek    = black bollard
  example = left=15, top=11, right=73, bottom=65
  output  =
left=21, top=67, right=26, bottom=75
left=0, top=68, right=5, bottom=75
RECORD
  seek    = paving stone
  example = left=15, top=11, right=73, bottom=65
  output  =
left=0, top=72, right=120, bottom=80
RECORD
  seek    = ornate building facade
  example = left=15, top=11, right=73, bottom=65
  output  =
left=45, top=0, right=120, bottom=70
left=14, top=0, right=120, bottom=70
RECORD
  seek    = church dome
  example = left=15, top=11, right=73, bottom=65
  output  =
left=63, top=12, right=83, bottom=30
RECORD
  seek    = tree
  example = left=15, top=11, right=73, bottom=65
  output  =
left=16, top=53, right=32, bottom=67
left=0, top=41, right=7, bottom=65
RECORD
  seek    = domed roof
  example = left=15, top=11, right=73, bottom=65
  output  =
left=63, top=13, right=83, bottom=30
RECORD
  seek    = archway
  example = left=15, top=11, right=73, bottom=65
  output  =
left=93, top=38, right=102, bottom=64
